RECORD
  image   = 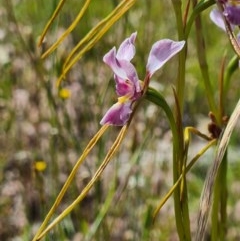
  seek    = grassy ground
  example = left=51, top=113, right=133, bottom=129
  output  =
left=1, top=0, right=240, bottom=240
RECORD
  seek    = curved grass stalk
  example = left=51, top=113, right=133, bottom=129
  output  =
left=40, top=0, right=92, bottom=58
left=153, top=139, right=217, bottom=220
left=38, top=0, right=67, bottom=46
left=56, top=0, right=136, bottom=86
left=63, top=0, right=135, bottom=69
left=184, top=127, right=212, bottom=145
left=32, top=124, right=109, bottom=241
left=196, top=99, right=240, bottom=241
left=180, top=127, right=212, bottom=200
left=185, top=0, right=215, bottom=39
left=146, top=87, right=215, bottom=240
left=35, top=125, right=129, bottom=241
left=84, top=135, right=150, bottom=241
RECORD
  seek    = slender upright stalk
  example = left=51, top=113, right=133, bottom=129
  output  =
left=219, top=152, right=228, bottom=240
left=171, top=1, right=191, bottom=240
left=192, top=0, right=219, bottom=122
left=223, top=55, right=239, bottom=101
left=146, top=88, right=184, bottom=239
left=146, top=86, right=191, bottom=240
left=171, top=0, right=186, bottom=113
left=211, top=151, right=228, bottom=241
left=185, top=0, right=215, bottom=39
left=196, top=100, right=240, bottom=240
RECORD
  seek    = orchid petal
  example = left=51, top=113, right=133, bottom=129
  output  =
left=146, top=39, right=185, bottom=77
left=103, top=48, right=140, bottom=93
left=116, top=32, right=137, bottom=61
left=103, top=48, right=129, bottom=80
left=210, top=9, right=226, bottom=31
left=100, top=101, right=132, bottom=126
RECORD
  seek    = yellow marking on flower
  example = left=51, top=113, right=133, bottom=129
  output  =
left=34, top=161, right=47, bottom=172
left=59, top=88, right=71, bottom=99
left=118, top=95, right=130, bottom=103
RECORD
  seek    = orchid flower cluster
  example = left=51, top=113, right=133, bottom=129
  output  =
left=218, top=0, right=240, bottom=26
left=100, top=32, right=185, bottom=126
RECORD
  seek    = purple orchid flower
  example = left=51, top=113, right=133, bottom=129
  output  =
left=100, top=32, right=185, bottom=126
left=210, top=8, right=240, bottom=41
left=224, top=4, right=240, bottom=26
left=217, top=0, right=240, bottom=26
left=210, top=8, right=240, bottom=66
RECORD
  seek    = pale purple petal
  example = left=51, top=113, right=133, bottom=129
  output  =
left=210, top=9, right=226, bottom=31
left=146, top=39, right=185, bottom=77
left=103, top=47, right=127, bottom=78
left=100, top=101, right=132, bottom=126
left=116, top=60, right=139, bottom=88
left=116, top=32, right=137, bottom=61
left=103, top=48, right=140, bottom=93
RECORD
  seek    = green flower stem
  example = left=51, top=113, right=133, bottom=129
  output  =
left=223, top=55, right=239, bottom=101
left=211, top=151, right=228, bottom=241
left=170, top=0, right=186, bottom=184
left=146, top=87, right=191, bottom=241
left=171, top=0, right=185, bottom=113
left=171, top=1, right=192, bottom=239
left=192, top=0, right=219, bottom=123
left=185, top=0, right=215, bottom=39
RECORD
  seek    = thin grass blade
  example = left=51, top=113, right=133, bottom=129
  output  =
left=57, top=0, right=136, bottom=86
left=196, top=99, right=240, bottom=241
left=32, top=124, right=109, bottom=241
left=35, top=125, right=128, bottom=240
left=153, top=139, right=216, bottom=220
left=41, top=0, right=92, bottom=58
left=38, top=0, right=67, bottom=46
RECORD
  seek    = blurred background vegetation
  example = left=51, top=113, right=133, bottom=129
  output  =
left=1, top=0, right=240, bottom=240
